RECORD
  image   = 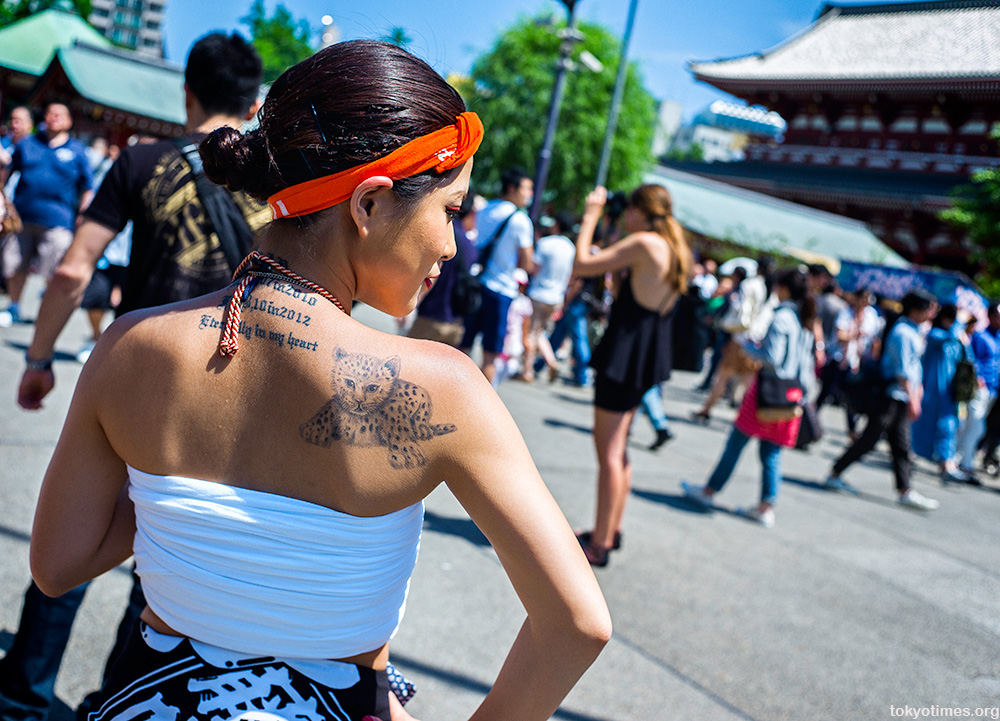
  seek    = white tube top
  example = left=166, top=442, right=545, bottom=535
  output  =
left=128, top=465, right=423, bottom=659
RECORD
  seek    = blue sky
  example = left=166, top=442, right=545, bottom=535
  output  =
left=163, top=0, right=900, bottom=119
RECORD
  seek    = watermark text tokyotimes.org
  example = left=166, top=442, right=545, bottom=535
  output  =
left=890, top=706, right=1000, bottom=720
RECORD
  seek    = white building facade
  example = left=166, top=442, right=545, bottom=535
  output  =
left=89, top=0, right=167, bottom=58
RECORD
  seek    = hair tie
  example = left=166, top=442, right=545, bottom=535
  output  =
left=267, top=111, right=484, bottom=220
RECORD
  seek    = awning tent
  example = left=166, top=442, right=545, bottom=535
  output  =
left=645, top=165, right=907, bottom=268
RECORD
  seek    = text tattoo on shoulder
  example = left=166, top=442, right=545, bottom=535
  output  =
left=300, top=348, right=456, bottom=468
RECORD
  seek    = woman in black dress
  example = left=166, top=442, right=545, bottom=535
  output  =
left=573, top=185, right=692, bottom=566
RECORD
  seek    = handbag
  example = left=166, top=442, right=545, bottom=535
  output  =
left=755, top=321, right=806, bottom=422
left=795, top=402, right=823, bottom=449
left=756, top=367, right=805, bottom=422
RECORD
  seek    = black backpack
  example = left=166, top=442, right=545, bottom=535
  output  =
left=453, top=209, right=520, bottom=317
left=174, top=138, right=254, bottom=272
left=451, top=237, right=481, bottom=317
left=952, top=346, right=978, bottom=403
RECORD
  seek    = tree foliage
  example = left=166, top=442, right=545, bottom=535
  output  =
left=0, top=0, right=93, bottom=28
left=467, top=14, right=657, bottom=212
left=241, top=0, right=313, bottom=84
left=382, top=26, right=412, bottom=50
left=940, top=125, right=1000, bottom=297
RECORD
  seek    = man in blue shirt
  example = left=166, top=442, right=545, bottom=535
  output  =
left=955, top=302, right=1000, bottom=477
left=825, top=289, right=940, bottom=510
left=459, top=167, right=535, bottom=383
left=0, top=103, right=93, bottom=326
left=459, top=167, right=535, bottom=382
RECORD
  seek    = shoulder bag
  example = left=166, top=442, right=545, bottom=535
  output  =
left=756, top=316, right=806, bottom=422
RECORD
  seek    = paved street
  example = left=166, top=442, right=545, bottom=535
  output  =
left=2, top=288, right=999, bottom=721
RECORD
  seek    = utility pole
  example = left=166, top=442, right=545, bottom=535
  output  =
left=595, top=0, right=639, bottom=188
left=529, top=0, right=580, bottom=227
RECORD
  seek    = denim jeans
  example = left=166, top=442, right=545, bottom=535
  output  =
left=640, top=383, right=671, bottom=433
left=957, top=388, right=994, bottom=471
left=0, top=573, right=145, bottom=721
left=547, top=296, right=591, bottom=385
left=706, top=426, right=783, bottom=504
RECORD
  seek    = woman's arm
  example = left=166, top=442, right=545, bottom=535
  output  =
left=30, top=330, right=134, bottom=597
left=742, top=308, right=794, bottom=368
left=572, top=186, right=645, bottom=279
left=431, top=357, right=612, bottom=721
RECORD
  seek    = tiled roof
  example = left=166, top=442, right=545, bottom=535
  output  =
left=51, top=43, right=185, bottom=124
left=644, top=165, right=908, bottom=267
left=690, top=1, right=1000, bottom=82
left=0, top=9, right=111, bottom=76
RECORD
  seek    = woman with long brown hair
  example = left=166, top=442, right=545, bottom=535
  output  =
left=29, top=40, right=610, bottom=720
left=573, top=184, right=692, bottom=566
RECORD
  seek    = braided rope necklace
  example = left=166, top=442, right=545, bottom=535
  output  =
left=219, top=250, right=348, bottom=357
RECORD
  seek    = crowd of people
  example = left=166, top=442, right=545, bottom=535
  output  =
left=0, top=28, right=996, bottom=721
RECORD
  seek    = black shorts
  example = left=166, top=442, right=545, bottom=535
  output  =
left=80, top=265, right=127, bottom=311
left=88, top=621, right=392, bottom=721
left=594, top=373, right=648, bottom=412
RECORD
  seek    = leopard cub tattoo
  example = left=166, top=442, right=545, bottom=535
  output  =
left=300, top=347, right=456, bottom=469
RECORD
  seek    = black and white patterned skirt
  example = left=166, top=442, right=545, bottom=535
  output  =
left=86, top=622, right=395, bottom=721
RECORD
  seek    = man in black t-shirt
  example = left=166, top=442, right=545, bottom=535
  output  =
left=1, top=33, right=264, bottom=721
left=20, top=35, right=266, bottom=407
left=84, top=137, right=268, bottom=315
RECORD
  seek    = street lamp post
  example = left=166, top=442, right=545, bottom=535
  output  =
left=529, top=0, right=580, bottom=227
left=595, top=0, right=639, bottom=188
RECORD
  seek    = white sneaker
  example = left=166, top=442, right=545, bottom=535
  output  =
left=737, top=506, right=776, bottom=528
left=899, top=489, right=940, bottom=511
left=681, top=481, right=714, bottom=508
left=76, top=339, right=97, bottom=364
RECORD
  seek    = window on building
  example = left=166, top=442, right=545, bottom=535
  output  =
left=959, top=120, right=988, bottom=135
left=922, top=118, right=950, bottom=134
left=147, top=20, right=160, bottom=30
left=92, top=7, right=109, bottom=17
left=860, top=117, right=882, bottom=132
left=835, top=116, right=859, bottom=131
left=810, top=115, right=830, bottom=132
left=890, top=117, right=919, bottom=133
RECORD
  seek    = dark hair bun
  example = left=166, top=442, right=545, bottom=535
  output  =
left=199, top=126, right=268, bottom=199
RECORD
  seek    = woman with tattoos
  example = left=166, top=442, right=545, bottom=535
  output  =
left=573, top=184, right=693, bottom=567
left=29, top=40, right=610, bottom=721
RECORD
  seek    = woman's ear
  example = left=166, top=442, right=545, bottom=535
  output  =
left=349, top=176, right=394, bottom=239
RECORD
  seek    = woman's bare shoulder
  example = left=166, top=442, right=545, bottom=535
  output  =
left=350, top=328, right=491, bottom=398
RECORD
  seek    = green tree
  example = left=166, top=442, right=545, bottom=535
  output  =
left=940, top=125, right=1000, bottom=296
left=467, top=14, right=657, bottom=211
left=382, top=26, right=412, bottom=50
left=241, top=0, right=313, bottom=84
left=0, top=0, right=93, bottom=28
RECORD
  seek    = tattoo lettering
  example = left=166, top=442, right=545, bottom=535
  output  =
left=255, top=276, right=319, bottom=306
left=244, top=296, right=312, bottom=326
left=196, top=313, right=318, bottom=352
left=300, top=347, right=456, bottom=469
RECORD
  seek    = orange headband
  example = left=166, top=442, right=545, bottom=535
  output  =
left=267, top=111, right=484, bottom=219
